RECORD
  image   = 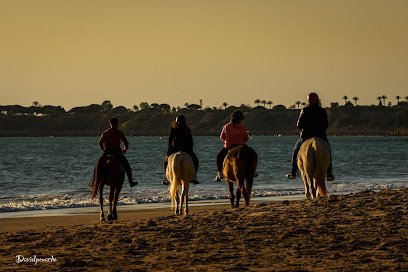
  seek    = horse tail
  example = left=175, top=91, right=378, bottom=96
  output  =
left=90, top=163, right=102, bottom=200
left=237, top=145, right=257, bottom=178
left=169, top=154, right=182, bottom=210
left=313, top=139, right=330, bottom=197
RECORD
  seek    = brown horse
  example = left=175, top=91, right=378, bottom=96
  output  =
left=91, top=155, right=125, bottom=221
left=297, top=137, right=330, bottom=199
left=223, top=145, right=258, bottom=208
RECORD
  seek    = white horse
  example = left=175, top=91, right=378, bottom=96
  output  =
left=297, top=137, right=330, bottom=199
left=166, top=152, right=196, bottom=216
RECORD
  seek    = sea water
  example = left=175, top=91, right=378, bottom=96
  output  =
left=0, top=136, right=407, bottom=213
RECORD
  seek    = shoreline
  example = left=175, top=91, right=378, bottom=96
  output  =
left=0, top=194, right=307, bottom=219
left=0, top=195, right=306, bottom=232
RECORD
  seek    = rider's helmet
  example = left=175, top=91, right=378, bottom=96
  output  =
left=307, top=92, right=320, bottom=105
left=231, top=110, right=244, bottom=124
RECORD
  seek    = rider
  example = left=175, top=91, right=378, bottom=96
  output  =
left=287, top=92, right=335, bottom=181
left=214, top=110, right=249, bottom=181
left=97, top=117, right=138, bottom=187
left=163, top=115, right=200, bottom=185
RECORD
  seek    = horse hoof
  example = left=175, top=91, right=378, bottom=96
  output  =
left=107, top=214, right=113, bottom=221
left=100, top=216, right=105, bottom=222
left=111, top=215, right=118, bottom=221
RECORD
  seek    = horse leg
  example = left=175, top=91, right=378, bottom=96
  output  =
left=175, top=188, right=180, bottom=216
left=112, top=186, right=121, bottom=220
left=245, top=176, right=253, bottom=207
left=182, top=182, right=189, bottom=216
left=310, top=177, right=317, bottom=199
left=227, top=180, right=235, bottom=209
left=242, top=188, right=249, bottom=208
left=235, top=186, right=241, bottom=208
left=99, top=184, right=105, bottom=221
left=238, top=179, right=249, bottom=208
left=180, top=184, right=185, bottom=216
left=107, top=186, right=114, bottom=221
left=301, top=171, right=311, bottom=199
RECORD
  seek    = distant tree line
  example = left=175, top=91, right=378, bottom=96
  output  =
left=1, top=95, right=407, bottom=117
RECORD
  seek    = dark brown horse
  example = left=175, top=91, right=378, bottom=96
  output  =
left=91, top=155, right=125, bottom=221
left=223, top=145, right=258, bottom=208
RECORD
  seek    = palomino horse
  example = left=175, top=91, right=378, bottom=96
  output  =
left=91, top=155, right=125, bottom=221
left=297, top=137, right=330, bottom=199
left=223, top=145, right=258, bottom=208
left=166, top=152, right=196, bottom=216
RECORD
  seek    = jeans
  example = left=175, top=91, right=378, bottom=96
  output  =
left=290, top=137, right=333, bottom=174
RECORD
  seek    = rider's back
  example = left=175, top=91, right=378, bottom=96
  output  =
left=100, top=128, right=127, bottom=152
left=297, top=105, right=328, bottom=140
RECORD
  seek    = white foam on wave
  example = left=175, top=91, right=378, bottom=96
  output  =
left=0, top=182, right=406, bottom=213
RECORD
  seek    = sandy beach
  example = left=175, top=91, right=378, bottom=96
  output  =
left=0, top=188, right=407, bottom=271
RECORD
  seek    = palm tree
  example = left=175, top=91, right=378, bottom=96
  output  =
left=184, top=102, right=189, bottom=108
left=301, top=102, right=307, bottom=108
left=381, top=95, right=387, bottom=105
left=342, top=95, right=349, bottom=104
left=222, top=102, right=228, bottom=109
left=295, top=101, right=301, bottom=109
left=267, top=100, right=273, bottom=109
left=395, top=95, right=401, bottom=104
left=377, top=96, right=383, bottom=105
left=254, top=99, right=261, bottom=107
left=32, top=101, right=40, bottom=107
left=261, top=100, right=267, bottom=107
left=352, top=96, right=359, bottom=106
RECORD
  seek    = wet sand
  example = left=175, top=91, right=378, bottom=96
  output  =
left=0, top=188, right=407, bottom=271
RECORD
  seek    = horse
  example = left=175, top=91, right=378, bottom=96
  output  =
left=297, top=137, right=330, bottom=200
left=223, top=145, right=258, bottom=208
left=166, top=152, right=196, bottom=216
left=90, top=155, right=125, bottom=221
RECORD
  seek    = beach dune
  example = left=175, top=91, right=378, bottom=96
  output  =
left=0, top=188, right=407, bottom=271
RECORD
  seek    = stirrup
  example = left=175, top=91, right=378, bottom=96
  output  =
left=287, top=172, right=297, bottom=179
left=191, top=178, right=200, bottom=185
left=327, top=174, right=335, bottom=181
left=129, top=180, right=138, bottom=187
left=214, top=173, right=223, bottom=182
left=162, top=178, right=170, bottom=186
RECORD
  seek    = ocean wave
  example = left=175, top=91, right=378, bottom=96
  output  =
left=0, top=183, right=406, bottom=213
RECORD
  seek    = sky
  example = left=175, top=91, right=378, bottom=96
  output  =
left=0, top=0, right=407, bottom=110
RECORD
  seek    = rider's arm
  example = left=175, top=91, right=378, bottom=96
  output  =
left=241, top=125, right=249, bottom=143
left=322, top=109, right=329, bottom=130
left=220, top=125, right=227, bottom=142
left=186, top=127, right=193, bottom=149
left=98, top=133, right=106, bottom=151
left=120, top=131, right=129, bottom=151
left=296, top=109, right=305, bottom=130
left=167, top=129, right=175, bottom=155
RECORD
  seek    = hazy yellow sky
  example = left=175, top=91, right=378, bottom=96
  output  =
left=0, top=0, right=407, bottom=109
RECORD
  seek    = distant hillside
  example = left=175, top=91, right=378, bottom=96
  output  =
left=0, top=106, right=407, bottom=136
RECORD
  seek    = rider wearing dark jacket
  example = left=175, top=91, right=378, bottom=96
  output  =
left=287, top=93, right=334, bottom=180
left=163, top=115, right=199, bottom=185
